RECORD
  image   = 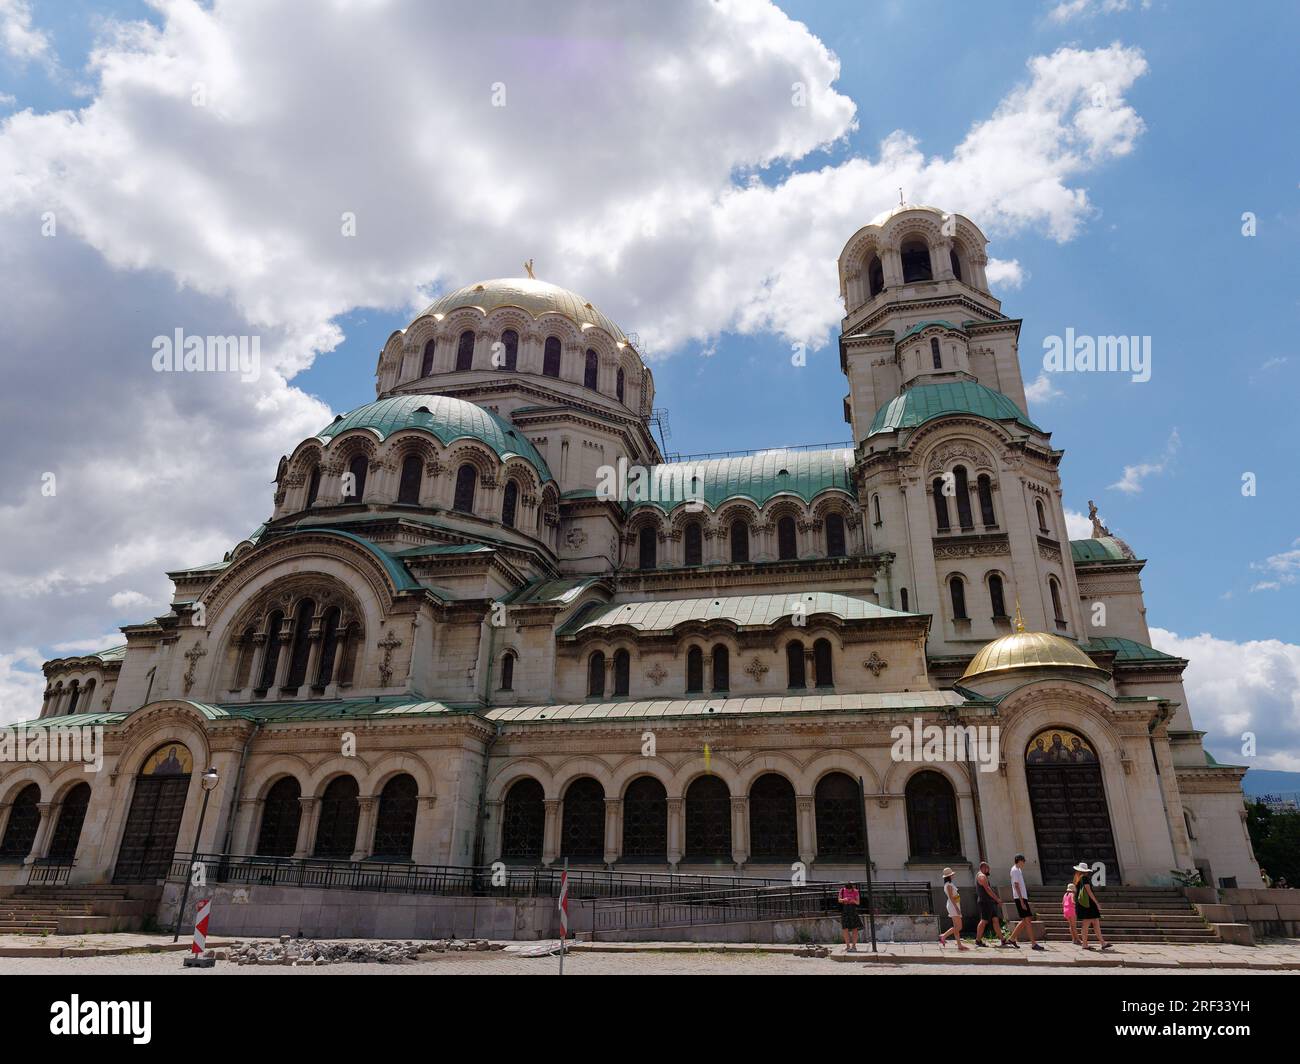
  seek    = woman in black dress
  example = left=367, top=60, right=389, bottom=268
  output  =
left=838, top=882, right=862, bottom=952
left=1072, top=862, right=1113, bottom=951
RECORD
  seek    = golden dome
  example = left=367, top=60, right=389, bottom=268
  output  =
left=419, top=277, right=627, bottom=342
left=960, top=607, right=1107, bottom=683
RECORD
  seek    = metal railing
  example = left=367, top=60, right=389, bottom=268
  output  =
left=166, top=853, right=792, bottom=899
left=26, top=860, right=74, bottom=887
left=586, top=880, right=932, bottom=937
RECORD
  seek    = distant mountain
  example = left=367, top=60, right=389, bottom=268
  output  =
left=1241, top=769, right=1300, bottom=797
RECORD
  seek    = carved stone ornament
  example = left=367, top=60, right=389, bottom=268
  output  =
left=744, top=657, right=769, bottom=682
left=863, top=652, right=888, bottom=677
left=377, top=631, right=403, bottom=687
left=646, top=663, right=667, bottom=687
left=565, top=527, right=588, bottom=549
left=182, top=644, right=207, bottom=694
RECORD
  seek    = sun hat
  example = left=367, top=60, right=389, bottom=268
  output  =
left=942, top=867, right=955, bottom=878
left=1072, top=862, right=1091, bottom=873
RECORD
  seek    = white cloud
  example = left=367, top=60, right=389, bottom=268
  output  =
left=1150, top=627, right=1300, bottom=771
left=0, top=0, right=50, bottom=63
left=108, top=589, right=158, bottom=612
left=985, top=258, right=1026, bottom=290
left=0, top=3, right=1151, bottom=720
left=1110, top=427, right=1180, bottom=494
left=1025, top=372, right=1063, bottom=405
left=1064, top=507, right=1093, bottom=539
left=1049, top=0, right=1149, bottom=22
left=1249, top=542, right=1300, bottom=591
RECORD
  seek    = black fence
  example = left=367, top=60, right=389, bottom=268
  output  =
left=25, top=860, right=73, bottom=887
left=586, top=880, right=933, bottom=936
left=165, top=853, right=791, bottom=900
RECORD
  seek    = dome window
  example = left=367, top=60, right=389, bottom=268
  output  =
left=420, top=338, right=436, bottom=377
left=583, top=349, right=599, bottom=390
left=901, top=239, right=933, bottom=283
left=500, top=329, right=518, bottom=371
left=453, top=464, right=477, bottom=514
left=868, top=254, right=884, bottom=297
left=543, top=336, right=561, bottom=378
left=455, top=330, right=475, bottom=372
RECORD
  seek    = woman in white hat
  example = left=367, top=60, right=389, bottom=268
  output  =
left=938, top=868, right=969, bottom=950
left=1072, top=862, right=1113, bottom=951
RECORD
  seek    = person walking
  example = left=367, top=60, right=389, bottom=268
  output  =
left=1006, top=853, right=1044, bottom=950
left=1073, top=862, right=1113, bottom=951
left=1062, top=880, right=1079, bottom=944
left=939, top=867, right=969, bottom=950
left=838, top=881, right=862, bottom=952
left=974, top=860, right=1009, bottom=947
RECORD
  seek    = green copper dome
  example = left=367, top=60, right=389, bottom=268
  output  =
left=866, top=381, right=1041, bottom=438
left=317, top=394, right=553, bottom=481
left=632, top=447, right=853, bottom=514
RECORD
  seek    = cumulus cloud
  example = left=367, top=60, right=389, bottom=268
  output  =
left=1151, top=627, right=1300, bottom=771
left=0, top=2, right=1151, bottom=722
left=1064, top=507, right=1094, bottom=539
left=1049, top=0, right=1149, bottom=22
left=1025, top=372, right=1063, bottom=405
left=1110, top=427, right=1180, bottom=494
left=0, top=0, right=50, bottom=63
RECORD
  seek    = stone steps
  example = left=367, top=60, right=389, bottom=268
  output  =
left=0, top=885, right=159, bottom=935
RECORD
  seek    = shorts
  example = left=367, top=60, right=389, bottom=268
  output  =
left=946, top=900, right=961, bottom=920
left=1014, top=898, right=1033, bottom=919
left=840, top=904, right=862, bottom=930
left=977, top=897, right=999, bottom=921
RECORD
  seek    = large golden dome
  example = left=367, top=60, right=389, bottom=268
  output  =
left=419, top=277, right=627, bottom=342
left=960, top=609, right=1108, bottom=683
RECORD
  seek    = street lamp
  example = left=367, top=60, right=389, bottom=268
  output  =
left=172, top=766, right=221, bottom=942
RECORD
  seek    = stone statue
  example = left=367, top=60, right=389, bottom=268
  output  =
left=1088, top=499, right=1110, bottom=539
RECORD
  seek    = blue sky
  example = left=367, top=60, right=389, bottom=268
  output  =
left=0, top=0, right=1297, bottom=766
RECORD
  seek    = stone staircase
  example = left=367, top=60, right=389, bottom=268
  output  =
left=0, top=885, right=161, bottom=935
left=1025, top=886, right=1218, bottom=945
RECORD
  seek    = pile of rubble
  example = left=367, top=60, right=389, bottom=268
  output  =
left=226, top=935, right=504, bottom=966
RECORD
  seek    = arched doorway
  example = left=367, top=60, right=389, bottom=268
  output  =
left=372, top=774, right=419, bottom=860
left=1024, top=727, right=1121, bottom=884
left=621, top=777, right=667, bottom=862
left=748, top=773, right=797, bottom=862
left=684, top=776, right=732, bottom=863
left=560, top=778, right=605, bottom=862
left=48, top=782, right=92, bottom=863
left=313, top=776, right=361, bottom=859
left=113, top=743, right=193, bottom=883
left=0, top=784, right=41, bottom=860
left=255, top=777, right=302, bottom=857
left=500, top=778, right=545, bottom=862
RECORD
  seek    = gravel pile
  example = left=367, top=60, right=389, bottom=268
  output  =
left=227, top=936, right=504, bottom=966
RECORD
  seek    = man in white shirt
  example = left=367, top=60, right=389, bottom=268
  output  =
left=1006, top=854, right=1045, bottom=950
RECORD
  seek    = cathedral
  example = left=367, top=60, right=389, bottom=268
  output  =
left=0, top=205, right=1262, bottom=901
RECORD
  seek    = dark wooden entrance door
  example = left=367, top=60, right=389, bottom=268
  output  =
left=113, top=775, right=191, bottom=883
left=1026, top=762, right=1120, bottom=884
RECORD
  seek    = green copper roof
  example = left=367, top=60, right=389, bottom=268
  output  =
left=900, top=319, right=964, bottom=340
left=1071, top=537, right=1140, bottom=563
left=632, top=448, right=853, bottom=514
left=866, top=381, right=1041, bottom=438
left=282, top=528, right=423, bottom=593
left=562, top=592, right=914, bottom=635
left=1084, top=636, right=1181, bottom=663
left=317, top=394, right=553, bottom=481
left=505, top=576, right=602, bottom=606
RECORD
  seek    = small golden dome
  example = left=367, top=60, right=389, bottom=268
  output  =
left=960, top=606, right=1107, bottom=683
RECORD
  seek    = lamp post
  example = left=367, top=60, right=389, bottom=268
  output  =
left=172, top=766, right=220, bottom=942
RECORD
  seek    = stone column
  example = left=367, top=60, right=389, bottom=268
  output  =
left=25, top=802, right=55, bottom=864
left=271, top=620, right=294, bottom=693
left=298, top=625, right=324, bottom=699
left=238, top=797, right=262, bottom=853
left=881, top=244, right=903, bottom=288
left=666, top=797, right=684, bottom=868
left=483, top=800, right=504, bottom=864
left=796, top=796, right=816, bottom=867
left=603, top=797, right=622, bottom=866
left=730, top=795, right=749, bottom=866
left=295, top=796, right=320, bottom=858
left=542, top=799, right=561, bottom=865
left=351, top=796, right=377, bottom=861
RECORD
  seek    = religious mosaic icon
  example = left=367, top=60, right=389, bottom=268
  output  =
left=141, top=743, right=193, bottom=776
left=1025, top=727, right=1096, bottom=764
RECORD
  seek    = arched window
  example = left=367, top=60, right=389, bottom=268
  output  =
left=1050, top=577, right=1065, bottom=627
left=978, top=474, right=996, bottom=527
left=905, top=770, right=961, bottom=860
left=622, top=777, right=667, bottom=860
left=686, top=646, right=704, bottom=693
left=285, top=598, right=316, bottom=690
left=826, top=513, right=846, bottom=557
left=453, top=464, right=477, bottom=514
left=612, top=648, right=630, bottom=696
left=813, top=638, right=834, bottom=687
left=305, top=465, right=321, bottom=508
left=455, top=329, right=475, bottom=371
left=587, top=651, right=606, bottom=698
left=711, top=645, right=729, bottom=692
left=66, top=681, right=80, bottom=716
left=346, top=453, right=369, bottom=502
left=950, top=576, right=968, bottom=621
left=256, top=777, right=302, bottom=857
left=1036, top=498, right=1050, bottom=534
left=748, top=774, right=797, bottom=861
left=313, top=776, right=360, bottom=859
left=684, top=775, right=731, bottom=861
left=872, top=493, right=882, bottom=525
left=901, top=239, right=933, bottom=283
left=560, top=778, right=605, bottom=860
left=729, top=519, right=749, bottom=563
left=867, top=254, right=884, bottom=297
left=684, top=522, right=702, bottom=566
left=419, top=338, right=436, bottom=377
left=989, top=574, right=1007, bottom=620
left=583, top=348, right=599, bottom=389
left=47, top=782, right=91, bottom=862
left=501, top=778, right=545, bottom=861
left=950, top=247, right=963, bottom=281
left=786, top=640, right=806, bottom=689
left=954, top=466, right=973, bottom=530
left=900, top=587, right=909, bottom=612
left=932, top=477, right=951, bottom=531
left=397, top=454, right=423, bottom=505
left=257, top=610, right=285, bottom=692
left=777, top=515, right=797, bottom=560
left=372, top=773, right=419, bottom=860
left=501, top=479, right=519, bottom=528
left=815, top=772, right=864, bottom=859
left=638, top=524, right=656, bottom=570
left=616, top=367, right=625, bottom=402
left=500, top=329, right=518, bottom=371
left=316, top=608, right=341, bottom=687
left=930, top=336, right=942, bottom=369
left=0, top=783, right=41, bottom=859
left=543, top=336, right=561, bottom=377
left=500, top=651, right=515, bottom=691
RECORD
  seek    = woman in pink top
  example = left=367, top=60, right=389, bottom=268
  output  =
left=1062, top=882, right=1079, bottom=944
left=838, top=882, right=862, bottom=952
